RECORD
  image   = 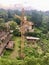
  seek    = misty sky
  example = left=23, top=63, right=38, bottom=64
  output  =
left=0, top=0, right=49, bottom=11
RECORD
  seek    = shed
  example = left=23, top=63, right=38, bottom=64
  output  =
left=26, top=36, right=40, bottom=48
left=26, top=36, right=40, bottom=43
left=6, top=41, right=14, bottom=50
left=26, top=36, right=40, bottom=40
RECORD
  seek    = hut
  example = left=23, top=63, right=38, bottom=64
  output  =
left=6, top=41, right=14, bottom=50
left=24, top=21, right=34, bottom=32
left=26, top=36, right=40, bottom=47
left=26, top=36, right=40, bottom=40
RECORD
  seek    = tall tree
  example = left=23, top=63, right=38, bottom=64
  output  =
left=31, top=11, right=43, bottom=27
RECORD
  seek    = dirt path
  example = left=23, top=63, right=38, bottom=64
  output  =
left=9, top=37, right=20, bottom=59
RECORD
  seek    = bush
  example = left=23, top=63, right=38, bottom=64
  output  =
left=13, top=29, right=21, bottom=36
left=25, top=32, right=41, bottom=38
left=0, top=55, right=49, bottom=65
left=24, top=56, right=39, bottom=65
left=42, top=29, right=48, bottom=34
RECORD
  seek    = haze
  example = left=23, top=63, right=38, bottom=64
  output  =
left=0, top=0, right=49, bottom=11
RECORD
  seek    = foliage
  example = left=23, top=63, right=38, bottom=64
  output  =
left=13, top=17, right=21, bottom=25
left=8, top=21, right=18, bottom=30
left=0, top=9, right=49, bottom=65
left=0, top=55, right=49, bottom=65
left=13, top=29, right=21, bottom=36
left=30, top=10, right=43, bottom=27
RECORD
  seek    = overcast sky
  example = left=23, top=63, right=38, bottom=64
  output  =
left=0, top=0, right=49, bottom=11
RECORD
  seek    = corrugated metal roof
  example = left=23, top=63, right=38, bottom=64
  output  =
left=26, top=36, right=40, bottom=40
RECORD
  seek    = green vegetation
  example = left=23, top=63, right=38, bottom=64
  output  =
left=0, top=9, right=49, bottom=65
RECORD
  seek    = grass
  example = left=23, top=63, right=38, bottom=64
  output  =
left=10, top=36, right=20, bottom=59
left=2, top=36, right=21, bottom=59
left=2, top=49, right=13, bottom=58
left=34, top=27, right=42, bottom=33
left=2, top=35, right=49, bottom=59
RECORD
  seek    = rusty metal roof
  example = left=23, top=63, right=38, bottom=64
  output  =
left=6, top=41, right=14, bottom=49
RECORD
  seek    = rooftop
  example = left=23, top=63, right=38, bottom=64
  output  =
left=26, top=36, right=40, bottom=40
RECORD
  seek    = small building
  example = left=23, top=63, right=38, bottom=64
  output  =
left=26, top=36, right=40, bottom=43
left=21, top=16, right=34, bottom=32
left=26, top=36, right=40, bottom=40
left=6, top=41, right=14, bottom=50
left=26, top=36, right=40, bottom=47
left=26, top=36, right=40, bottom=41
left=22, top=21, right=34, bottom=33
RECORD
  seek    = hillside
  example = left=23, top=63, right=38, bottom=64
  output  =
left=0, top=9, right=49, bottom=65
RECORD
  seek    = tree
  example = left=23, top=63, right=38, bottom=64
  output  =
left=8, top=21, right=18, bottom=30
left=0, top=18, right=7, bottom=31
left=31, top=10, right=43, bottom=27
left=14, top=18, right=21, bottom=25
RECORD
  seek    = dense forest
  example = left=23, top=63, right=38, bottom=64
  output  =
left=0, top=8, right=49, bottom=65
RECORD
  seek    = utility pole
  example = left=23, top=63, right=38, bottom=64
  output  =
left=15, top=8, right=25, bottom=59
left=20, top=8, right=25, bottom=59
